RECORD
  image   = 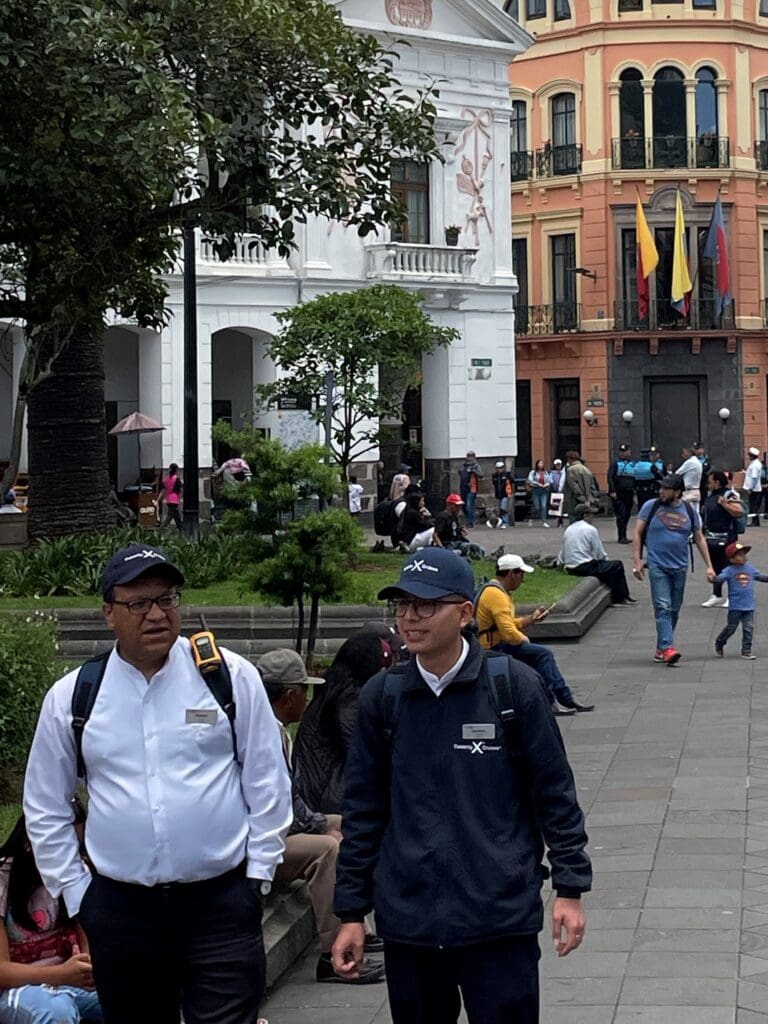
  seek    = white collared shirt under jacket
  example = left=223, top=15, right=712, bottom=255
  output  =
left=23, top=638, right=292, bottom=917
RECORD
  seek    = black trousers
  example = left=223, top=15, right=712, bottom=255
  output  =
left=384, top=935, right=540, bottom=1024
left=78, top=865, right=265, bottom=1024
left=611, top=490, right=634, bottom=541
left=567, top=558, right=629, bottom=603
left=749, top=491, right=762, bottom=524
left=708, top=541, right=730, bottom=598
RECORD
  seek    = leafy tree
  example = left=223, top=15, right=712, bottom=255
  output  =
left=251, top=510, right=362, bottom=662
left=257, top=285, right=459, bottom=480
left=0, top=0, right=441, bottom=536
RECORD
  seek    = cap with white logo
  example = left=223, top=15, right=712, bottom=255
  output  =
left=100, top=544, right=185, bottom=596
left=377, top=547, right=475, bottom=602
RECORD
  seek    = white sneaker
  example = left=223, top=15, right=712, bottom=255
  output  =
left=500, top=523, right=508, bottom=529
left=742, top=652, right=756, bottom=660
left=702, top=595, right=722, bottom=608
left=722, top=599, right=729, bottom=609
left=542, top=521, right=551, bottom=528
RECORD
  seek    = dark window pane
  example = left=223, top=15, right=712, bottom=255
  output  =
left=653, top=67, right=686, bottom=165
left=513, top=238, right=528, bottom=308
left=761, top=90, right=768, bottom=141
left=622, top=229, right=637, bottom=304
left=762, top=0, right=768, bottom=14
left=527, top=0, right=545, bottom=17
left=620, top=67, right=644, bottom=140
left=506, top=0, right=520, bottom=17
left=692, top=0, right=715, bottom=7
left=391, top=161, right=429, bottom=244
left=552, top=93, right=576, bottom=147
left=695, top=67, right=718, bottom=139
left=554, top=0, right=571, bottom=19
left=618, top=0, right=643, bottom=8
left=511, top=101, right=527, bottom=152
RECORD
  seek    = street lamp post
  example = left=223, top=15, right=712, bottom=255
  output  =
left=182, top=225, right=200, bottom=538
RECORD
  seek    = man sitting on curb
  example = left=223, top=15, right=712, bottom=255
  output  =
left=474, top=554, right=594, bottom=715
left=257, top=649, right=385, bottom=986
left=434, top=493, right=488, bottom=561
left=558, top=503, right=637, bottom=607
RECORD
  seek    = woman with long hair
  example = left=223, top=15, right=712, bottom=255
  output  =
left=527, top=459, right=552, bottom=527
left=701, top=469, right=744, bottom=609
left=292, top=629, right=399, bottom=815
left=0, top=802, right=101, bottom=1023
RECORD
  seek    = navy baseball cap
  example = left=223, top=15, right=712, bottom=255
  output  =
left=100, top=544, right=185, bottom=597
left=378, top=548, right=475, bottom=602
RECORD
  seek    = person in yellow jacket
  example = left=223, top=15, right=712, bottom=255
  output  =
left=475, top=554, right=595, bottom=715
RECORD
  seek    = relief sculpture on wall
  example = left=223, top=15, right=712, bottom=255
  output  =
left=385, top=0, right=433, bottom=29
left=456, top=108, right=493, bottom=245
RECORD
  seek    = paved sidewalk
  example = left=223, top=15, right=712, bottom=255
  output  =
left=261, top=518, right=768, bottom=1024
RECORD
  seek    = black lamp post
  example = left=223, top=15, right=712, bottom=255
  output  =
left=182, top=224, right=200, bottom=538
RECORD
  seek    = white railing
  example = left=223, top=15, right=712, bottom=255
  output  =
left=199, top=233, right=270, bottom=265
left=365, top=242, right=478, bottom=281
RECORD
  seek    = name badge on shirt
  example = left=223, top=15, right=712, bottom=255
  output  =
left=462, top=723, right=496, bottom=740
left=186, top=708, right=218, bottom=725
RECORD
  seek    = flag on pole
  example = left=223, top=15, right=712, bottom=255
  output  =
left=671, top=190, right=692, bottom=317
left=702, top=195, right=732, bottom=317
left=635, top=197, right=659, bottom=320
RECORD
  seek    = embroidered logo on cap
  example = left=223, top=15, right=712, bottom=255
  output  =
left=403, top=559, right=439, bottom=574
left=124, top=549, right=166, bottom=563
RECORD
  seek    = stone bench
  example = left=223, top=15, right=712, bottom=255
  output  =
left=0, top=515, right=28, bottom=549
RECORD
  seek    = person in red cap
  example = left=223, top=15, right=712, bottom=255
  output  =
left=434, top=493, right=487, bottom=560
left=713, top=542, right=768, bottom=660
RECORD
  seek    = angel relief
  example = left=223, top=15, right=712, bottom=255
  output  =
left=456, top=108, right=494, bottom=246
left=385, top=0, right=433, bottom=29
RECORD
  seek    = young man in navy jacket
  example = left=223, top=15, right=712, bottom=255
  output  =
left=331, top=547, right=591, bottom=1023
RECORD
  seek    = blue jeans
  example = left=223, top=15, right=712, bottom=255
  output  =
left=532, top=488, right=549, bottom=523
left=0, top=985, right=101, bottom=1023
left=647, top=565, right=687, bottom=651
left=493, top=642, right=573, bottom=705
left=716, top=609, right=755, bottom=655
left=465, top=491, right=477, bottom=527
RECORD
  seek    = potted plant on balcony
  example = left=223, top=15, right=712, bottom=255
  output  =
left=444, top=224, right=461, bottom=247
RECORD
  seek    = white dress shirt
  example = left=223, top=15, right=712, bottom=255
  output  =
left=558, top=520, right=608, bottom=568
left=24, top=638, right=292, bottom=916
left=675, top=455, right=703, bottom=491
left=745, top=458, right=763, bottom=493
left=417, top=639, right=470, bottom=697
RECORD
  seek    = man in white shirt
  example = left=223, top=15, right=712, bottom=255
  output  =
left=558, top=503, right=635, bottom=606
left=0, top=489, right=22, bottom=514
left=23, top=543, right=292, bottom=1024
left=745, top=446, right=764, bottom=527
left=675, top=444, right=703, bottom=514
left=347, top=475, right=364, bottom=517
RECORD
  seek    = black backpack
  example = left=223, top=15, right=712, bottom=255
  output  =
left=373, top=499, right=399, bottom=537
left=71, top=643, right=238, bottom=780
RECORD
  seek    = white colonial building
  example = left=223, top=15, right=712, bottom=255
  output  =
left=0, top=0, right=531, bottom=505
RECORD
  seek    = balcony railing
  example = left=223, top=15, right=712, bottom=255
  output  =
left=764, top=298, right=768, bottom=326
left=510, top=150, right=533, bottom=182
left=614, top=298, right=736, bottom=331
left=365, top=242, right=477, bottom=281
left=756, top=140, right=768, bottom=171
left=611, top=136, right=730, bottom=171
left=515, top=302, right=581, bottom=335
left=535, top=143, right=582, bottom=178
left=199, top=233, right=269, bottom=264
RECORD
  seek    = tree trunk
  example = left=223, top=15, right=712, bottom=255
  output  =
left=306, top=593, right=321, bottom=666
left=295, top=595, right=305, bottom=654
left=27, top=333, right=112, bottom=539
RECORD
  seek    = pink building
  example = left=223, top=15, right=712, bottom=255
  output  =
left=506, top=0, right=768, bottom=480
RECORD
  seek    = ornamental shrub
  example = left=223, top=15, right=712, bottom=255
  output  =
left=0, top=612, right=59, bottom=770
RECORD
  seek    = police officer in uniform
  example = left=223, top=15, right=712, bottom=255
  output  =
left=607, top=443, right=636, bottom=544
left=634, top=448, right=662, bottom=511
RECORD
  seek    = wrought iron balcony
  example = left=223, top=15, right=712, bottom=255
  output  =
left=515, top=302, right=581, bottom=335
left=614, top=298, right=735, bottom=331
left=510, top=150, right=533, bottom=182
left=365, top=242, right=477, bottom=282
left=611, top=136, right=730, bottom=171
left=756, top=140, right=768, bottom=171
left=535, top=143, right=582, bottom=178
left=764, top=298, right=768, bottom=326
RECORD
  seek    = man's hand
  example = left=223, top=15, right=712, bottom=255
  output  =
left=552, top=897, right=585, bottom=957
left=530, top=606, right=550, bottom=623
left=632, top=563, right=645, bottom=582
left=331, top=923, right=365, bottom=979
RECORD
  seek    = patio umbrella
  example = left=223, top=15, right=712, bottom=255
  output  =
left=108, top=411, right=165, bottom=483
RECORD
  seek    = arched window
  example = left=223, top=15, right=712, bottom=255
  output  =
left=619, top=68, right=645, bottom=169
left=653, top=67, right=686, bottom=168
left=759, top=89, right=768, bottom=171
left=510, top=100, right=530, bottom=181
left=550, top=92, right=579, bottom=175
left=695, top=67, right=719, bottom=168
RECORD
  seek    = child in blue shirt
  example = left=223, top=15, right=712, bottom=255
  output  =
left=714, top=542, right=768, bottom=660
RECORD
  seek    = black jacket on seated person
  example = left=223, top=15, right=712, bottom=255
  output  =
left=334, top=641, right=591, bottom=947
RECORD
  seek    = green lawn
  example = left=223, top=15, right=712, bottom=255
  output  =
left=0, top=803, right=20, bottom=840
left=0, top=550, right=578, bottom=611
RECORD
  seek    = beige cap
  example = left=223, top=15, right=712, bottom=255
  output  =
left=256, top=649, right=325, bottom=687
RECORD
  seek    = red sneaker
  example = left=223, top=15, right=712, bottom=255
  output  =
left=662, top=647, right=681, bottom=666
left=653, top=650, right=665, bottom=662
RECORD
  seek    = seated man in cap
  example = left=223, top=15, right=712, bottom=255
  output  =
left=558, top=503, right=636, bottom=607
left=0, top=489, right=22, bottom=514
left=23, top=543, right=293, bottom=1024
left=434, top=493, right=487, bottom=560
left=257, top=649, right=385, bottom=986
left=475, top=554, right=595, bottom=714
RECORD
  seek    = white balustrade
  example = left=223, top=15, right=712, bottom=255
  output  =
left=365, top=243, right=477, bottom=282
left=199, top=234, right=269, bottom=265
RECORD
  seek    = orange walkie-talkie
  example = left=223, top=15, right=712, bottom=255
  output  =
left=189, top=613, right=224, bottom=675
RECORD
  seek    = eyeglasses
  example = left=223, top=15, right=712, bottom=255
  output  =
left=109, top=593, right=182, bottom=616
left=388, top=598, right=466, bottom=619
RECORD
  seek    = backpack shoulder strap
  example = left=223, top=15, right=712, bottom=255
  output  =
left=71, top=651, right=111, bottom=780
left=485, top=651, right=518, bottom=749
left=474, top=579, right=507, bottom=640
left=380, top=664, right=408, bottom=742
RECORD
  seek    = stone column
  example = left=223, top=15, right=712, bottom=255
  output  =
left=642, top=80, right=654, bottom=164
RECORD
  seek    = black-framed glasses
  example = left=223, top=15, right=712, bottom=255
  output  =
left=109, top=592, right=182, bottom=616
left=387, top=598, right=467, bottom=619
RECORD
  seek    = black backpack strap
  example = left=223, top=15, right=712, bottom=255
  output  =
left=71, top=651, right=111, bottom=780
left=484, top=651, right=519, bottom=757
left=200, top=659, right=238, bottom=763
left=380, top=665, right=407, bottom=742
left=639, top=498, right=662, bottom=559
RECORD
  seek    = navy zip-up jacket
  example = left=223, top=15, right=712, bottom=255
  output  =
left=334, top=642, right=591, bottom=948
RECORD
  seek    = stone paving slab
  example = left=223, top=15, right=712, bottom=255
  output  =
left=260, top=520, right=768, bottom=1023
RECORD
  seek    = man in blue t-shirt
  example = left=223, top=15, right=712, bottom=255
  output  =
left=632, top=474, right=715, bottom=666
left=714, top=542, right=768, bottom=660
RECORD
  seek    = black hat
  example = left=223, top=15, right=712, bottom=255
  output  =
left=100, top=544, right=185, bottom=597
left=693, top=441, right=704, bottom=449
left=660, top=474, right=684, bottom=492
left=378, top=547, right=474, bottom=602
left=619, top=444, right=630, bottom=453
